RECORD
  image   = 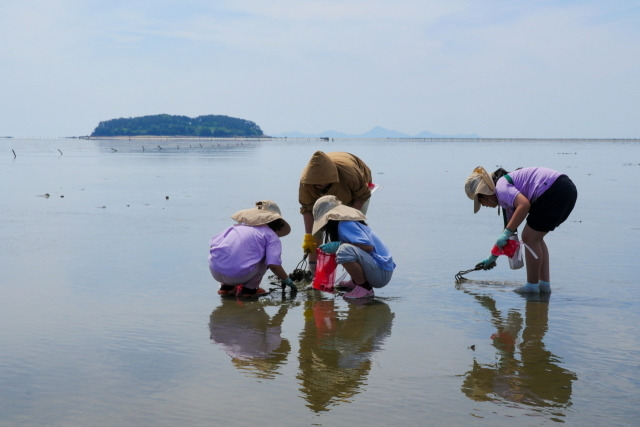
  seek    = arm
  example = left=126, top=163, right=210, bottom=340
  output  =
left=351, top=242, right=373, bottom=252
left=303, top=212, right=314, bottom=234
left=319, top=240, right=373, bottom=254
left=269, top=264, right=297, bottom=291
left=338, top=222, right=374, bottom=252
left=495, top=193, right=530, bottom=247
left=269, top=264, right=288, bottom=280
left=350, top=199, right=365, bottom=210
left=505, top=193, right=531, bottom=232
left=347, top=181, right=370, bottom=209
left=335, top=153, right=371, bottom=207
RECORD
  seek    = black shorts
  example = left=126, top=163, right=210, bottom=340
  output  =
left=527, top=175, right=578, bottom=232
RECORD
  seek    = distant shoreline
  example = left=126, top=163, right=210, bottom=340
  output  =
left=82, top=135, right=273, bottom=140
left=3, top=136, right=639, bottom=143
left=79, top=136, right=640, bottom=143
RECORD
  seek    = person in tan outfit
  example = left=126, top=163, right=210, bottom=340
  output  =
left=299, top=151, right=373, bottom=271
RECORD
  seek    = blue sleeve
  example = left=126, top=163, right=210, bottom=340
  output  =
left=338, top=221, right=372, bottom=245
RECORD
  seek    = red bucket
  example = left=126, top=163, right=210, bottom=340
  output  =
left=312, top=248, right=338, bottom=292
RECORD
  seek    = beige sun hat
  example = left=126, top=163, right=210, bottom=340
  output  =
left=231, top=200, right=290, bottom=229
left=465, top=166, right=496, bottom=213
left=300, top=151, right=339, bottom=185
left=312, top=195, right=367, bottom=235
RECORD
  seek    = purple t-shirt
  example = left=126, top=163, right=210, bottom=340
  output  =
left=208, top=224, right=282, bottom=277
left=495, top=167, right=562, bottom=215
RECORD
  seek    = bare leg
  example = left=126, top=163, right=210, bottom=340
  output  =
left=522, top=225, right=549, bottom=284
left=539, top=239, right=550, bottom=282
left=341, top=260, right=375, bottom=299
left=341, top=261, right=367, bottom=286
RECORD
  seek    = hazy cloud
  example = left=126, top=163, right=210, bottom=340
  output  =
left=1, top=0, right=638, bottom=137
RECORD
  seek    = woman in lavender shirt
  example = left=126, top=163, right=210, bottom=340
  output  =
left=209, top=200, right=297, bottom=298
left=465, top=166, right=578, bottom=294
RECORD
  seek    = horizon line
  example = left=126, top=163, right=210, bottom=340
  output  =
left=2, top=136, right=640, bottom=142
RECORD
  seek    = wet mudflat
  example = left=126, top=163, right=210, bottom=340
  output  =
left=1, top=137, right=639, bottom=426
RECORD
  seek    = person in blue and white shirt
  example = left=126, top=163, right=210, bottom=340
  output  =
left=311, top=195, right=395, bottom=300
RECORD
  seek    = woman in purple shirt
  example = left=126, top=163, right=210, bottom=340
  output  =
left=465, top=166, right=578, bottom=294
left=209, top=200, right=296, bottom=298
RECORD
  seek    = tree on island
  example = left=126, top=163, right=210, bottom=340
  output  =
left=90, top=114, right=264, bottom=137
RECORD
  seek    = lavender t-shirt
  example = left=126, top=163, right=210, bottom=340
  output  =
left=495, top=167, right=562, bottom=215
left=208, top=224, right=282, bottom=277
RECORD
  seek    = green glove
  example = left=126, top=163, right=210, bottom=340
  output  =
left=282, top=277, right=297, bottom=292
left=476, top=254, right=497, bottom=270
left=496, top=228, right=514, bottom=248
left=319, top=241, right=340, bottom=254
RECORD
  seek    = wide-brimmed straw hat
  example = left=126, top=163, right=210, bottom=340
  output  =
left=231, top=200, right=290, bottom=229
left=312, top=195, right=367, bottom=235
left=465, top=166, right=496, bottom=213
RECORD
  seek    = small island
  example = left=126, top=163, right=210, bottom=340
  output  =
left=90, top=114, right=264, bottom=138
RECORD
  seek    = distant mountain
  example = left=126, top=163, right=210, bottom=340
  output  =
left=361, top=126, right=409, bottom=138
left=271, top=126, right=478, bottom=139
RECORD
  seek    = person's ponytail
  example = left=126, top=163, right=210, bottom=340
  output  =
left=492, top=168, right=509, bottom=185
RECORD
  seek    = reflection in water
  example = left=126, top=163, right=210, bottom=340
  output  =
left=458, top=286, right=577, bottom=418
left=209, top=299, right=292, bottom=379
left=297, top=298, right=395, bottom=412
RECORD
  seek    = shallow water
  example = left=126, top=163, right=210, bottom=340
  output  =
left=1, top=137, right=639, bottom=426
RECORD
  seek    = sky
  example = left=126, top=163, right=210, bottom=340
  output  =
left=1, top=0, right=639, bottom=138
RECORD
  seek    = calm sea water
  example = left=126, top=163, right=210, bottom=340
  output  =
left=1, top=137, right=639, bottom=426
